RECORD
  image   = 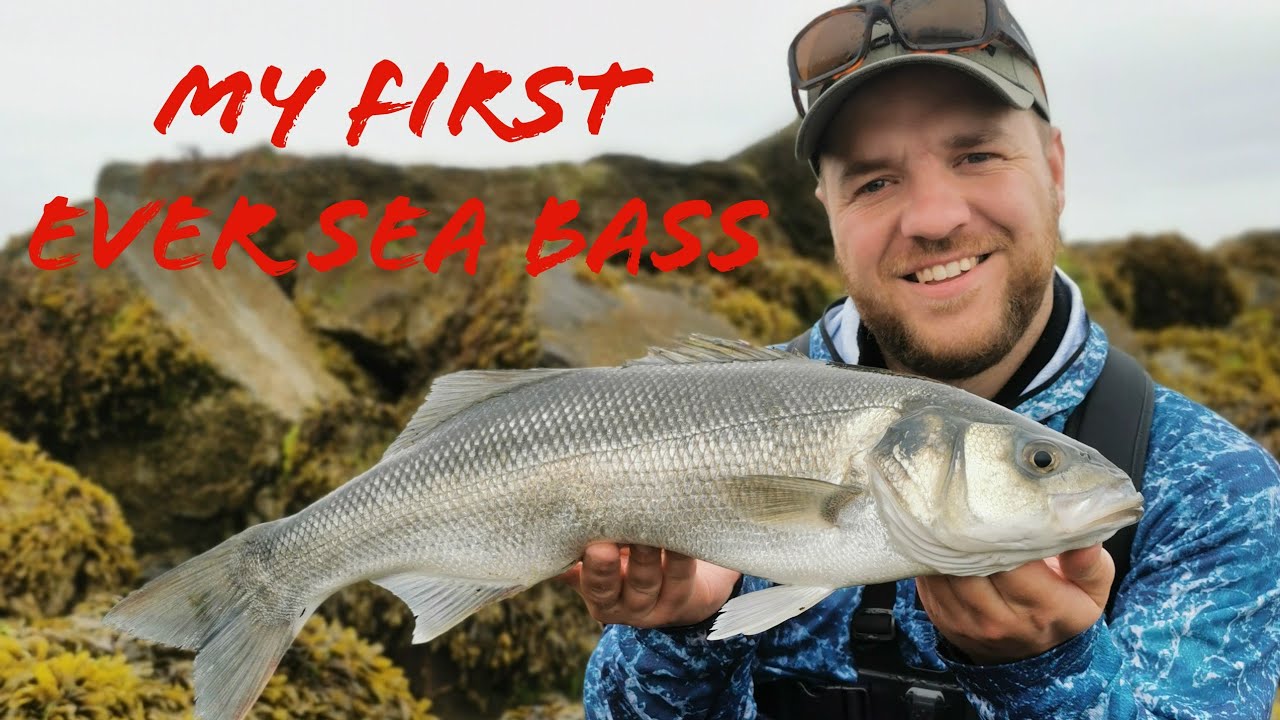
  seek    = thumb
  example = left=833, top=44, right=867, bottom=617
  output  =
left=1058, top=544, right=1114, bottom=608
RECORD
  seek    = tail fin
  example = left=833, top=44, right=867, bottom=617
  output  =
left=103, top=520, right=316, bottom=720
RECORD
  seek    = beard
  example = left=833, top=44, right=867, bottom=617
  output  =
left=845, top=221, right=1059, bottom=381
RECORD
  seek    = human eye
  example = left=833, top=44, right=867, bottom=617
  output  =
left=856, top=178, right=890, bottom=196
left=960, top=152, right=997, bottom=165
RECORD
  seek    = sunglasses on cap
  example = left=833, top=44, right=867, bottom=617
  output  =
left=788, top=0, right=1041, bottom=117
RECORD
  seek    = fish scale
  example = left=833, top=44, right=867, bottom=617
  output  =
left=103, top=336, right=1142, bottom=720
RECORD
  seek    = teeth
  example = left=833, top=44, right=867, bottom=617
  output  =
left=913, top=255, right=981, bottom=284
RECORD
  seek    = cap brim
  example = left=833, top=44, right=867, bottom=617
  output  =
left=795, top=53, right=1037, bottom=174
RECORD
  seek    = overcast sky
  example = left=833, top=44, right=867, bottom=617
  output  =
left=1, top=1, right=1277, bottom=248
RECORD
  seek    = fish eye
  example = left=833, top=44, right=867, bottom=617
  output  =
left=1023, top=441, right=1061, bottom=474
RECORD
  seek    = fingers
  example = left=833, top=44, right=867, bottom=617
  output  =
left=621, top=544, right=664, bottom=613
left=981, top=560, right=1063, bottom=609
left=574, top=543, right=671, bottom=625
left=917, top=572, right=1013, bottom=632
left=916, top=553, right=1112, bottom=665
left=986, top=550, right=1110, bottom=615
left=568, top=543, right=733, bottom=628
left=663, top=550, right=697, bottom=584
left=580, top=542, right=624, bottom=615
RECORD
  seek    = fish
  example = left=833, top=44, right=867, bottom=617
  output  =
left=103, top=335, right=1143, bottom=720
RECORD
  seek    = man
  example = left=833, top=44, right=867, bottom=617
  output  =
left=566, top=1, right=1280, bottom=717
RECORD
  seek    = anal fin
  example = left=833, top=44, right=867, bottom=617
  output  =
left=707, top=585, right=836, bottom=640
left=372, top=571, right=526, bottom=644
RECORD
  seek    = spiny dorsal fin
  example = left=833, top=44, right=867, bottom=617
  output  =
left=381, top=368, right=575, bottom=460
left=623, top=334, right=805, bottom=368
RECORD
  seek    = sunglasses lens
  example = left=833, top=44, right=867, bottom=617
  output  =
left=892, top=0, right=988, bottom=45
left=794, top=8, right=870, bottom=84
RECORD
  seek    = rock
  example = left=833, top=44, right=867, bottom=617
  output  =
left=531, top=263, right=740, bottom=367
left=0, top=431, right=137, bottom=621
left=2, top=195, right=354, bottom=554
left=0, top=239, right=229, bottom=459
left=74, top=388, right=289, bottom=553
left=98, top=191, right=352, bottom=421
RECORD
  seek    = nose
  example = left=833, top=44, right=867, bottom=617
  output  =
left=897, top=163, right=971, bottom=242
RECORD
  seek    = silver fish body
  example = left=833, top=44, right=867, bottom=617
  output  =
left=105, top=337, right=1143, bottom=720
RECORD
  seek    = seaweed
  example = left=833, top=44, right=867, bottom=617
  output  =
left=0, top=594, right=437, bottom=719
left=0, top=431, right=137, bottom=621
left=0, top=256, right=227, bottom=457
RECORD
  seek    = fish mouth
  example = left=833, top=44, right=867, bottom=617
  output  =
left=1087, top=506, right=1143, bottom=529
left=1049, top=486, right=1144, bottom=536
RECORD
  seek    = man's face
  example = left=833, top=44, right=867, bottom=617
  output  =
left=815, top=65, right=1065, bottom=380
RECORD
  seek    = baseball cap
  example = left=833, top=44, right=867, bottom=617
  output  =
left=794, top=19, right=1050, bottom=175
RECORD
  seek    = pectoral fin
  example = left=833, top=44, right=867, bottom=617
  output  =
left=707, top=584, right=836, bottom=640
left=717, top=475, right=863, bottom=529
left=372, top=572, right=526, bottom=644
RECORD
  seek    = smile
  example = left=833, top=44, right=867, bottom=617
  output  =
left=904, top=253, right=992, bottom=284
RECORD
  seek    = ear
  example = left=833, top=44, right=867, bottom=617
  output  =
left=813, top=159, right=830, bottom=210
left=1045, top=125, right=1066, bottom=214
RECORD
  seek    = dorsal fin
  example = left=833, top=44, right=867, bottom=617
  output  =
left=623, top=334, right=805, bottom=368
left=381, top=368, right=574, bottom=460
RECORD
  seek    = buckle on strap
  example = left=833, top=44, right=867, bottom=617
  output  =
left=850, top=607, right=896, bottom=642
left=905, top=687, right=948, bottom=719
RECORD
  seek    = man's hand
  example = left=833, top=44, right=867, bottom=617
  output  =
left=558, top=542, right=741, bottom=628
left=915, top=544, right=1114, bottom=665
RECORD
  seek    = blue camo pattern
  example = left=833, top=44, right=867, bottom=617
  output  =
left=583, top=321, right=1280, bottom=719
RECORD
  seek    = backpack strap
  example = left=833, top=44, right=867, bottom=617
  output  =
left=1062, top=346, right=1154, bottom=619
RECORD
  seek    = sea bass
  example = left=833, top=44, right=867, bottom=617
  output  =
left=104, top=336, right=1143, bottom=720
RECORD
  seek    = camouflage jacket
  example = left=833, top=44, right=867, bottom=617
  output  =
left=582, top=293, right=1280, bottom=719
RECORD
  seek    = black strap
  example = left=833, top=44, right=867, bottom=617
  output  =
left=1062, top=346, right=1154, bottom=619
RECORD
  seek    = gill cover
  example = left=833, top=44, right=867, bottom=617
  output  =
left=868, top=407, right=1062, bottom=575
